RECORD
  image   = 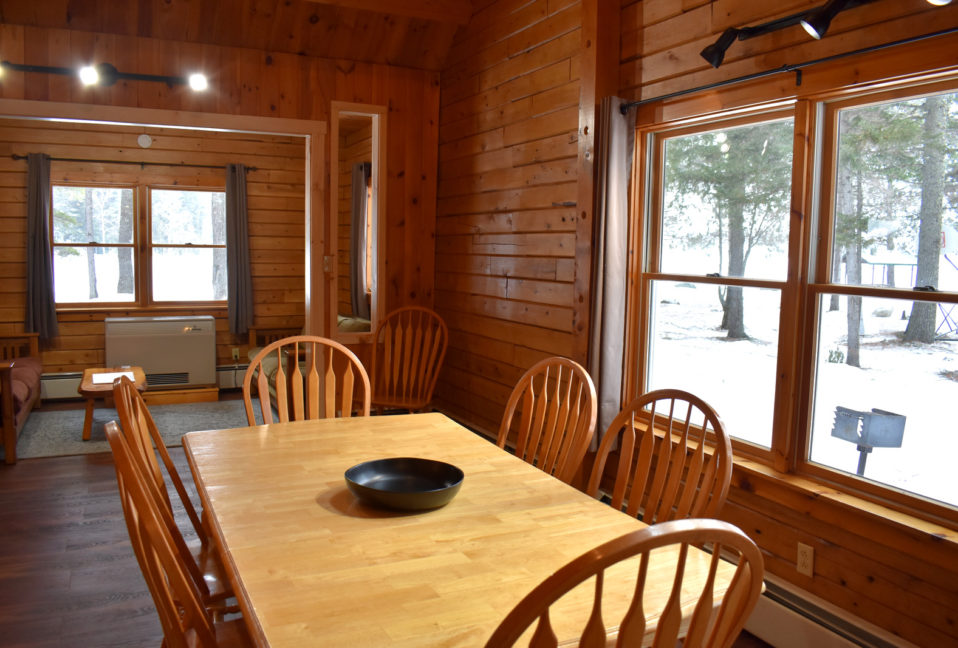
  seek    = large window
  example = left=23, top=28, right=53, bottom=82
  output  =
left=51, top=185, right=227, bottom=307
left=644, top=116, right=794, bottom=448
left=635, top=80, right=958, bottom=520
left=806, top=88, right=958, bottom=508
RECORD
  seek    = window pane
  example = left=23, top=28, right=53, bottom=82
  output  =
left=152, top=248, right=227, bottom=301
left=809, top=294, right=958, bottom=506
left=831, top=91, right=958, bottom=289
left=661, top=119, right=793, bottom=280
left=53, top=246, right=135, bottom=303
left=151, top=189, right=226, bottom=245
left=52, top=186, right=134, bottom=244
left=646, top=280, right=780, bottom=447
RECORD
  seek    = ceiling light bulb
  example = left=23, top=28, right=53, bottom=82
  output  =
left=926, top=0, right=952, bottom=5
left=188, top=73, right=208, bottom=91
left=801, top=0, right=852, bottom=40
left=78, top=65, right=99, bottom=86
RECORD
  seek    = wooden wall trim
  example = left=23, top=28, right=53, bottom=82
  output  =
left=573, top=0, right=621, bottom=363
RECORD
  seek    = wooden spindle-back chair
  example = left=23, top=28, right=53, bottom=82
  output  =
left=243, top=335, right=371, bottom=425
left=586, top=389, right=733, bottom=524
left=484, top=518, right=765, bottom=648
left=112, top=375, right=233, bottom=609
left=105, top=422, right=252, bottom=648
left=497, top=357, right=597, bottom=485
left=371, top=306, right=448, bottom=412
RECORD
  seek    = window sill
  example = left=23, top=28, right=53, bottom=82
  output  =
left=56, top=304, right=228, bottom=314
left=730, top=458, right=958, bottom=543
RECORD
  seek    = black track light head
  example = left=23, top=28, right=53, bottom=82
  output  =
left=801, top=0, right=853, bottom=39
left=701, top=28, right=740, bottom=68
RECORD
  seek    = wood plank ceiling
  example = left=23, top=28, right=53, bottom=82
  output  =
left=0, top=0, right=472, bottom=70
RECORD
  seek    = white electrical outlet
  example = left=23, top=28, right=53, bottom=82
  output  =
left=231, top=347, right=240, bottom=361
left=797, top=542, right=814, bottom=577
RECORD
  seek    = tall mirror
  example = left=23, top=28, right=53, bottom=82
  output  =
left=330, top=102, right=385, bottom=336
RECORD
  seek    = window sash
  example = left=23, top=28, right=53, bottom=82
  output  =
left=631, top=74, right=958, bottom=526
left=50, top=183, right=227, bottom=308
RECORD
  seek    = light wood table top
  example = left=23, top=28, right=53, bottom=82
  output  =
left=183, top=412, right=732, bottom=647
left=78, top=366, right=146, bottom=441
left=78, top=366, right=146, bottom=396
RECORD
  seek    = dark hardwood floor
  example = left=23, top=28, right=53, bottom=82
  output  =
left=0, top=398, right=773, bottom=647
left=0, top=452, right=165, bottom=647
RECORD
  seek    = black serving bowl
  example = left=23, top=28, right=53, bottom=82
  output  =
left=344, top=457, right=464, bottom=511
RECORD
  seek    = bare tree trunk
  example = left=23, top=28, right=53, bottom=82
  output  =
left=839, top=163, right=862, bottom=367
left=829, top=244, right=842, bottom=310
left=117, top=189, right=134, bottom=294
left=904, top=95, right=945, bottom=343
left=726, top=198, right=746, bottom=339
left=84, top=188, right=98, bottom=299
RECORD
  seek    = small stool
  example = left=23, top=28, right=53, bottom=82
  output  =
left=77, top=367, right=147, bottom=441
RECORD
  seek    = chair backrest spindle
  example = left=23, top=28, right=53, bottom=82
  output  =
left=371, top=307, right=448, bottom=412
left=498, top=357, right=597, bottom=485
left=484, top=518, right=764, bottom=648
left=587, top=389, right=733, bottom=524
left=243, top=335, right=370, bottom=425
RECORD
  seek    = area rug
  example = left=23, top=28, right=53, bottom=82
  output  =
left=12, top=399, right=261, bottom=460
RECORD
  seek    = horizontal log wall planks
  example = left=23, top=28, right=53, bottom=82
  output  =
left=620, top=0, right=958, bottom=103
left=618, top=2, right=958, bottom=646
left=0, top=22, right=439, bottom=369
left=0, top=118, right=305, bottom=371
left=434, top=0, right=585, bottom=434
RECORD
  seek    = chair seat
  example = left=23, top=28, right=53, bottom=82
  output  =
left=193, top=542, right=234, bottom=604
left=211, top=618, right=254, bottom=647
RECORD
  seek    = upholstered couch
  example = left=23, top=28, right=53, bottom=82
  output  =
left=1, top=333, right=42, bottom=464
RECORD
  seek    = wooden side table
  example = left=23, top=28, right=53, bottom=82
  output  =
left=78, top=367, right=147, bottom=441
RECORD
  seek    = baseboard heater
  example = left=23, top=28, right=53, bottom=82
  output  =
left=217, top=364, right=249, bottom=390
left=40, top=372, right=83, bottom=400
left=746, top=576, right=920, bottom=648
left=105, top=316, right=216, bottom=390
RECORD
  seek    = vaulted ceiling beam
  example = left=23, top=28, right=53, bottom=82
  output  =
left=304, top=0, right=472, bottom=25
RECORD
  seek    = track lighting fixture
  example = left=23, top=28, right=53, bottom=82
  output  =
left=0, top=60, right=209, bottom=91
left=801, top=0, right=854, bottom=40
left=700, top=0, right=946, bottom=68
left=701, top=28, right=740, bottom=68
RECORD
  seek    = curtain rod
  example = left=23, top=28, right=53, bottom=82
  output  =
left=10, top=153, right=256, bottom=172
left=621, top=26, right=958, bottom=113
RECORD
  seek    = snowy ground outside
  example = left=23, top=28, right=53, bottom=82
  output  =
left=648, top=280, right=958, bottom=508
left=53, top=248, right=222, bottom=303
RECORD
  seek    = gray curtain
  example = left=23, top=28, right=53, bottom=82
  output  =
left=226, top=163, right=253, bottom=336
left=26, top=153, right=58, bottom=341
left=350, top=162, right=371, bottom=320
left=589, top=97, right=637, bottom=436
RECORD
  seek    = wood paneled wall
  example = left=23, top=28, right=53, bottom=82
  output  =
left=619, top=0, right=958, bottom=103
left=0, top=23, right=439, bottom=368
left=0, top=118, right=305, bottom=370
left=615, top=3, right=958, bottom=646
left=435, top=1, right=958, bottom=646
left=434, top=0, right=585, bottom=433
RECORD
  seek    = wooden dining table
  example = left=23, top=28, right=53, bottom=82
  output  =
left=183, top=412, right=735, bottom=647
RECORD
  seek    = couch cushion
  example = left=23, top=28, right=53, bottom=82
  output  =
left=10, top=377, right=32, bottom=423
left=8, top=357, right=41, bottom=425
left=11, top=356, right=42, bottom=385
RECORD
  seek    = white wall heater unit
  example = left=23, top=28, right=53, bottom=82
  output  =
left=105, top=316, right=216, bottom=389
